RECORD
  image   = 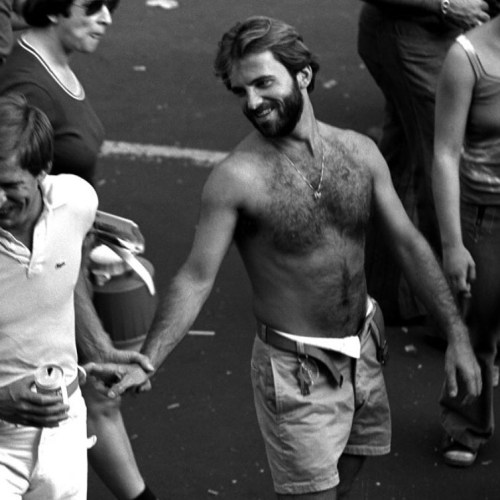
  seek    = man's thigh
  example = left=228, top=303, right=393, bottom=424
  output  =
left=0, top=420, right=39, bottom=499
left=25, top=391, right=88, bottom=500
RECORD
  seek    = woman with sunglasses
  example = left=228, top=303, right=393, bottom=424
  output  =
left=0, top=1, right=159, bottom=499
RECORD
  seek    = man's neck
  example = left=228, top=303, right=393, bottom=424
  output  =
left=271, top=107, right=322, bottom=159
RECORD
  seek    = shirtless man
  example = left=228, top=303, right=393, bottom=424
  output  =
left=103, top=17, right=481, bottom=499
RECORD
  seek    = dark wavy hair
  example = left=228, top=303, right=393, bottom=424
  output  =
left=22, top=0, right=73, bottom=27
left=0, top=94, right=53, bottom=176
left=214, top=16, right=320, bottom=93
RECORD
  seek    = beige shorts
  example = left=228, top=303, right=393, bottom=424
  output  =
left=251, top=320, right=391, bottom=495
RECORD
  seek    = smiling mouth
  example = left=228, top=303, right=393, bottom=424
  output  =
left=253, top=106, right=275, bottom=120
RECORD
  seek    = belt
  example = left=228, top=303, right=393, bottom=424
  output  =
left=66, top=376, right=79, bottom=398
left=257, top=324, right=344, bottom=387
left=256, top=300, right=387, bottom=387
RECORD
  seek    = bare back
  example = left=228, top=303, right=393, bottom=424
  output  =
left=231, top=124, right=372, bottom=338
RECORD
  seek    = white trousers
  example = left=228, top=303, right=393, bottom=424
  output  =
left=0, top=389, right=88, bottom=499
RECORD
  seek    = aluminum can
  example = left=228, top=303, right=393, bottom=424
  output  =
left=34, top=364, right=64, bottom=397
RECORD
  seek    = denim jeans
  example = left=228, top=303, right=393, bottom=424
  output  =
left=440, top=203, right=500, bottom=450
left=358, top=4, right=460, bottom=319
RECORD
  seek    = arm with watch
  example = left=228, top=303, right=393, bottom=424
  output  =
left=362, top=0, right=491, bottom=29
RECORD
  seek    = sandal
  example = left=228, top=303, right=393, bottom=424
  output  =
left=442, top=435, right=477, bottom=467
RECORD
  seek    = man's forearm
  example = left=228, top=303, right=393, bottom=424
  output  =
left=397, top=234, right=467, bottom=343
left=74, top=270, right=114, bottom=362
left=140, top=270, right=212, bottom=371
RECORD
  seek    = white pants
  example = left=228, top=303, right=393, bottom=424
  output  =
left=0, top=389, right=88, bottom=499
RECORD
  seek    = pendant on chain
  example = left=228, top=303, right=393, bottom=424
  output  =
left=275, top=138, right=325, bottom=203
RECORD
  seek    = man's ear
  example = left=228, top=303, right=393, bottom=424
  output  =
left=37, top=168, right=48, bottom=182
left=297, top=66, right=313, bottom=90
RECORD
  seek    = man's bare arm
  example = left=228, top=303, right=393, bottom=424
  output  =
left=106, top=159, right=244, bottom=395
left=364, top=135, right=482, bottom=400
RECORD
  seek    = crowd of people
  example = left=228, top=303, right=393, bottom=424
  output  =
left=0, top=0, right=499, bottom=499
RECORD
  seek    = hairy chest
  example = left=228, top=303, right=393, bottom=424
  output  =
left=236, top=148, right=372, bottom=253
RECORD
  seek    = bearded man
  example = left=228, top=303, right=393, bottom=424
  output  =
left=102, top=17, right=481, bottom=500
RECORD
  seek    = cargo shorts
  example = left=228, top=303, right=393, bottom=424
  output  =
left=251, top=318, right=391, bottom=495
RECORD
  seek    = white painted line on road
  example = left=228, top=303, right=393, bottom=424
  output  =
left=188, top=330, right=216, bottom=336
left=100, top=140, right=228, bottom=167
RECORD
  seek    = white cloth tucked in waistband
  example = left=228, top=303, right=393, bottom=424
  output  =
left=271, top=298, right=374, bottom=359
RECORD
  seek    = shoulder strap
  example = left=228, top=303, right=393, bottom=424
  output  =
left=456, top=34, right=485, bottom=80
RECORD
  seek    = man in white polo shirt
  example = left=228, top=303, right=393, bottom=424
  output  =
left=0, top=93, right=152, bottom=499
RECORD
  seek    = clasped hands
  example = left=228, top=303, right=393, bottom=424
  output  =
left=84, top=360, right=152, bottom=399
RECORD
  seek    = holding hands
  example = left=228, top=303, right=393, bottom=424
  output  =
left=85, top=362, right=152, bottom=399
left=83, top=344, right=155, bottom=398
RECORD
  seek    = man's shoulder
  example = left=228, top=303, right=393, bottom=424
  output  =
left=322, top=123, right=377, bottom=155
left=43, top=174, right=98, bottom=212
left=215, top=133, right=270, bottom=174
left=204, top=133, right=276, bottom=204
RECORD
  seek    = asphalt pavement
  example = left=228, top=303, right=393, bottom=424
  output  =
left=73, top=1, right=500, bottom=498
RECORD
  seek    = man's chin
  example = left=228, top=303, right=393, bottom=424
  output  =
left=0, top=211, right=21, bottom=230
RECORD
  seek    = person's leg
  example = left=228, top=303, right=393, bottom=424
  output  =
left=273, top=455, right=366, bottom=500
left=441, top=204, right=500, bottom=461
left=358, top=5, right=420, bottom=322
left=26, top=390, right=88, bottom=500
left=0, top=420, right=39, bottom=499
left=359, top=7, right=459, bottom=320
left=83, top=382, right=155, bottom=500
left=276, top=488, right=337, bottom=499
left=80, top=267, right=157, bottom=500
left=336, top=454, right=366, bottom=499
left=341, top=303, right=390, bottom=494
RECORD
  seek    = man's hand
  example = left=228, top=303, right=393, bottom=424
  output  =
left=446, top=0, right=490, bottom=30
left=98, top=346, right=154, bottom=374
left=84, top=362, right=152, bottom=398
left=0, top=375, right=69, bottom=427
left=444, top=333, right=482, bottom=403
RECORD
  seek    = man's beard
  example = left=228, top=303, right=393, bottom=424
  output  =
left=244, top=80, right=304, bottom=138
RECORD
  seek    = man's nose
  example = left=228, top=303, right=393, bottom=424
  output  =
left=246, top=89, right=263, bottom=110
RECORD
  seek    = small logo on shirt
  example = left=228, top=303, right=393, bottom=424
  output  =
left=55, top=262, right=66, bottom=269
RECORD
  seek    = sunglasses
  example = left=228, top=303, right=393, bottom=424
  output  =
left=75, top=0, right=120, bottom=16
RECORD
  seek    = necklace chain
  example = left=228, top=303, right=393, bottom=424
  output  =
left=279, top=141, right=325, bottom=202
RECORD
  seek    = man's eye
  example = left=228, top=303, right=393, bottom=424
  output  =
left=258, top=79, right=272, bottom=88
